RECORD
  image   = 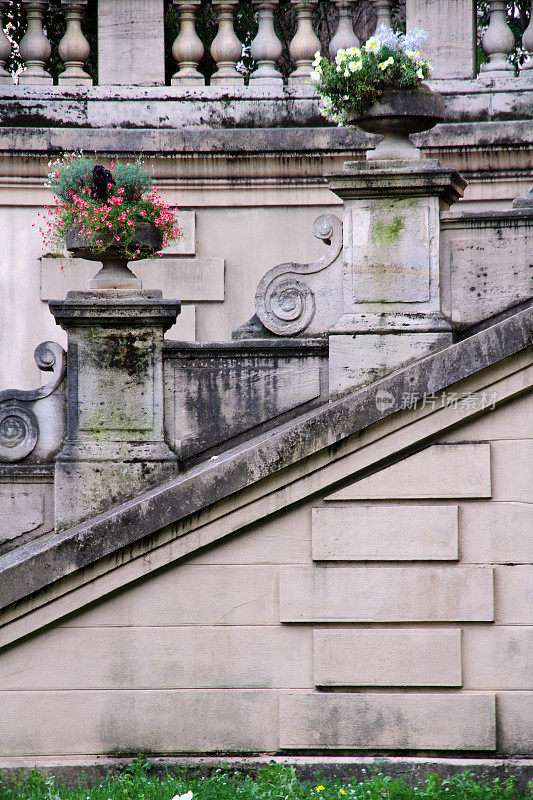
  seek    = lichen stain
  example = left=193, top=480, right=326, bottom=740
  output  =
left=372, top=215, right=405, bottom=246
left=93, top=331, right=151, bottom=376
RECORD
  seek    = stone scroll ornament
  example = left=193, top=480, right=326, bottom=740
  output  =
left=0, top=342, right=66, bottom=462
left=254, top=214, right=343, bottom=335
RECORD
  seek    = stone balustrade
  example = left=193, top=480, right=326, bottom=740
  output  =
left=0, top=0, right=531, bottom=87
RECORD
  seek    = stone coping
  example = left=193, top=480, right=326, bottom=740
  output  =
left=0, top=304, right=530, bottom=612
left=0, top=756, right=531, bottom=790
left=0, top=120, right=530, bottom=157
left=163, top=338, right=328, bottom=356
left=0, top=85, right=531, bottom=130
left=0, top=78, right=528, bottom=99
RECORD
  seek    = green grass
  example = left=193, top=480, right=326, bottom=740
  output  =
left=0, top=761, right=531, bottom=800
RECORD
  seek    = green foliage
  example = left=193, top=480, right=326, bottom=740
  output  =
left=0, top=764, right=531, bottom=800
left=312, top=31, right=431, bottom=124
left=113, top=161, right=153, bottom=201
left=45, top=153, right=95, bottom=202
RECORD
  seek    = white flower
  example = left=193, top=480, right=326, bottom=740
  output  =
left=343, top=68, right=350, bottom=77
left=336, top=65, right=342, bottom=72
left=416, top=67, right=424, bottom=79
left=309, top=69, right=321, bottom=83
left=312, top=52, right=321, bottom=67
left=379, top=56, right=394, bottom=71
left=347, top=47, right=361, bottom=58
left=335, top=49, right=347, bottom=66
left=172, top=793, right=193, bottom=800
left=364, top=37, right=381, bottom=54
left=405, top=49, right=419, bottom=62
left=348, top=60, right=363, bottom=73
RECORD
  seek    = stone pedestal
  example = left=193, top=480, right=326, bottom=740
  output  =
left=49, top=290, right=180, bottom=530
left=327, top=159, right=466, bottom=396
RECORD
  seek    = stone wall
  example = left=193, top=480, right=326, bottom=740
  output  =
left=0, top=389, right=530, bottom=757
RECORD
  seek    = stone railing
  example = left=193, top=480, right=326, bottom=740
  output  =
left=0, top=0, right=531, bottom=88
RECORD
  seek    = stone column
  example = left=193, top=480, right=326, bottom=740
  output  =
left=49, top=290, right=180, bottom=531
left=18, top=0, right=53, bottom=84
left=171, top=0, right=205, bottom=85
left=480, top=0, right=515, bottom=76
left=98, top=0, right=165, bottom=85
left=371, top=0, right=393, bottom=29
left=289, top=0, right=320, bottom=84
left=58, top=0, right=92, bottom=85
left=0, top=2, right=13, bottom=84
left=210, top=0, right=244, bottom=85
left=329, top=1, right=359, bottom=57
left=250, top=1, right=284, bottom=84
left=327, top=159, right=466, bottom=396
left=406, top=0, right=477, bottom=79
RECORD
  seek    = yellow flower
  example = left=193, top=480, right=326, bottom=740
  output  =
left=340, top=792, right=347, bottom=796
left=316, top=787, right=325, bottom=792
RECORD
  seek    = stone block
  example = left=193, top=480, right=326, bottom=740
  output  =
left=490, top=440, right=533, bottom=502
left=0, top=626, right=313, bottom=690
left=460, top=503, right=533, bottom=564
left=495, top=566, right=533, bottom=623
left=0, top=689, right=278, bottom=755
left=164, top=342, right=324, bottom=461
left=162, top=211, right=196, bottom=255
left=313, top=629, right=461, bottom=686
left=312, top=505, right=458, bottom=561
left=463, top=627, right=533, bottom=689
left=406, top=0, right=476, bottom=79
left=441, top=217, right=533, bottom=328
left=497, top=692, right=533, bottom=755
left=329, top=332, right=452, bottom=396
left=439, top=392, right=532, bottom=443
left=165, top=305, right=196, bottom=341
left=0, top=488, right=45, bottom=541
left=98, top=0, right=165, bottom=85
left=187, top=505, right=311, bottom=565
left=66, top=565, right=279, bottom=627
left=279, top=692, right=496, bottom=750
left=41, top=257, right=225, bottom=302
left=279, top=566, right=494, bottom=622
left=326, top=444, right=492, bottom=500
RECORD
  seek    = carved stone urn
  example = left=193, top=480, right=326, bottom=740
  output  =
left=348, top=86, right=445, bottom=161
left=65, top=222, right=163, bottom=291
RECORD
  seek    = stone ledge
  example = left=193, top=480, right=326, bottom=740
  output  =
left=0, top=81, right=531, bottom=129
left=0, top=122, right=531, bottom=161
left=0, top=305, right=530, bottom=612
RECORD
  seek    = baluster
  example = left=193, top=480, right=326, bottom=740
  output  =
left=480, top=0, right=515, bottom=75
left=372, top=0, right=393, bottom=30
left=18, top=0, right=52, bottom=84
left=520, top=1, right=533, bottom=71
left=289, top=0, right=320, bottom=84
left=329, top=1, right=359, bottom=57
left=250, top=1, right=283, bottom=84
left=0, top=1, right=13, bottom=84
left=58, top=0, right=92, bottom=85
left=210, top=0, right=244, bottom=85
left=171, top=0, right=205, bottom=85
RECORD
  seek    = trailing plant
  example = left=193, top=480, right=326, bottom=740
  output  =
left=311, top=26, right=432, bottom=124
left=39, top=153, right=181, bottom=260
